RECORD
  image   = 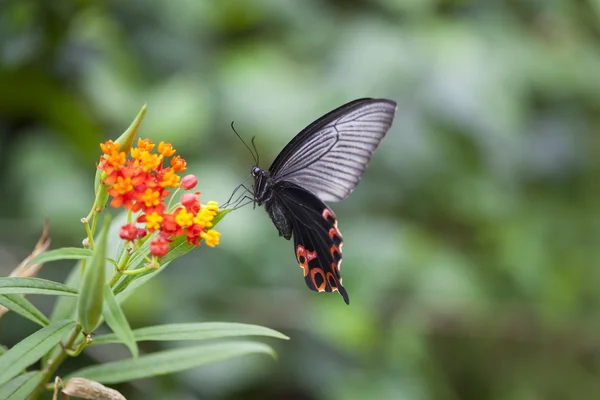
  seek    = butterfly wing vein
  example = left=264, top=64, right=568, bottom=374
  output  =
left=270, top=99, right=397, bottom=202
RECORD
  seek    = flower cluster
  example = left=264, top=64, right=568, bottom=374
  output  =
left=98, top=138, right=221, bottom=257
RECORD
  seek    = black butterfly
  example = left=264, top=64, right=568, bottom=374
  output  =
left=251, top=98, right=396, bottom=304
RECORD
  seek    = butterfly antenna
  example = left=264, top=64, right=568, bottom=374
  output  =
left=251, top=136, right=260, bottom=166
left=231, top=121, right=259, bottom=166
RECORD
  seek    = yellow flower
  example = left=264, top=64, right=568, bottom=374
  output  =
left=146, top=211, right=164, bottom=231
left=175, top=208, right=194, bottom=228
left=205, top=201, right=219, bottom=215
left=201, top=230, right=221, bottom=247
left=141, top=188, right=161, bottom=207
left=193, top=208, right=214, bottom=228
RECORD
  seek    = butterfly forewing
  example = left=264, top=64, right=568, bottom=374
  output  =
left=269, top=98, right=397, bottom=202
left=276, top=183, right=349, bottom=304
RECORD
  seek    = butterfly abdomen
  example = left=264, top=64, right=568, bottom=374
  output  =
left=265, top=198, right=293, bottom=240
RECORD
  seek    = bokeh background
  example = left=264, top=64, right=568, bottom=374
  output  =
left=2, top=0, right=600, bottom=399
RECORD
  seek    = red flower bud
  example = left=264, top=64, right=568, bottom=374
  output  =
left=181, top=174, right=198, bottom=190
left=119, top=223, right=139, bottom=241
left=181, top=193, right=201, bottom=214
left=150, top=236, right=169, bottom=257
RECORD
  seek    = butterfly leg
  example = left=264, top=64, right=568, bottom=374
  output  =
left=222, top=179, right=254, bottom=209
left=232, top=195, right=255, bottom=210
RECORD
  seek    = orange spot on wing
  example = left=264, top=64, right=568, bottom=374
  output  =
left=311, top=268, right=326, bottom=292
left=326, top=272, right=339, bottom=292
left=330, top=245, right=341, bottom=260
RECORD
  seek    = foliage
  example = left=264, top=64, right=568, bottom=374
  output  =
left=1, top=0, right=600, bottom=399
left=0, top=111, right=286, bottom=399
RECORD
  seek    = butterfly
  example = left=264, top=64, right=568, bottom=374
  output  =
left=251, top=98, right=397, bottom=304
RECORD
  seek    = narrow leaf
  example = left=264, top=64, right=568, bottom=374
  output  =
left=0, top=295, right=49, bottom=326
left=211, top=208, right=230, bottom=226
left=0, top=320, right=76, bottom=385
left=102, top=284, right=138, bottom=358
left=94, top=104, right=147, bottom=194
left=92, top=322, right=289, bottom=345
left=0, top=371, right=42, bottom=400
left=28, top=248, right=93, bottom=265
left=78, top=216, right=111, bottom=334
left=0, top=277, right=77, bottom=296
left=67, top=341, right=275, bottom=383
left=49, top=211, right=129, bottom=348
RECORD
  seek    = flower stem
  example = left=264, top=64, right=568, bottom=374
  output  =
left=83, top=221, right=95, bottom=250
left=121, top=266, right=153, bottom=275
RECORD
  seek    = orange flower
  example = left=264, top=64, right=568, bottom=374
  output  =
left=98, top=137, right=222, bottom=259
left=158, top=141, right=176, bottom=157
left=160, top=168, right=180, bottom=188
left=171, top=156, right=186, bottom=172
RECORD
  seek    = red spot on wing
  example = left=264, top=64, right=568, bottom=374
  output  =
left=322, top=208, right=335, bottom=222
left=296, top=244, right=317, bottom=277
left=324, top=208, right=342, bottom=243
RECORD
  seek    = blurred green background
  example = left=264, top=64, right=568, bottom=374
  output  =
left=2, top=0, right=600, bottom=399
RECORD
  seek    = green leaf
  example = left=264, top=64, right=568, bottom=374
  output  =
left=92, top=322, right=289, bottom=345
left=0, top=320, right=76, bottom=385
left=211, top=208, right=231, bottom=226
left=0, top=294, right=49, bottom=326
left=0, top=371, right=42, bottom=400
left=0, top=278, right=77, bottom=296
left=66, top=341, right=275, bottom=383
left=94, top=104, right=147, bottom=195
left=114, top=261, right=171, bottom=305
left=112, top=208, right=231, bottom=296
left=78, top=216, right=111, bottom=334
left=102, top=284, right=138, bottom=358
left=28, top=248, right=93, bottom=265
left=94, top=184, right=110, bottom=214
left=50, top=211, right=129, bottom=333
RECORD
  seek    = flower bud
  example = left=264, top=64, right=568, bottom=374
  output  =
left=181, top=174, right=198, bottom=190
left=150, top=237, right=169, bottom=257
left=119, top=223, right=139, bottom=241
left=181, top=193, right=201, bottom=213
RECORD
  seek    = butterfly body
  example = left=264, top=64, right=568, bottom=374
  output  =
left=251, top=98, right=397, bottom=304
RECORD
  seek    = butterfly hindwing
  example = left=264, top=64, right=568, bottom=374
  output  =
left=275, top=182, right=349, bottom=304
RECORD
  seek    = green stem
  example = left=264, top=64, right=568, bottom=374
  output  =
left=84, top=195, right=98, bottom=222
left=83, top=220, right=95, bottom=250
left=30, top=324, right=83, bottom=400
left=121, top=265, right=153, bottom=275
left=166, top=187, right=181, bottom=211
left=108, top=269, right=123, bottom=287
